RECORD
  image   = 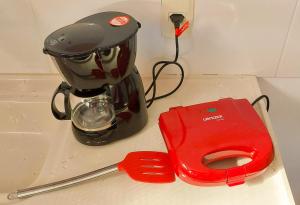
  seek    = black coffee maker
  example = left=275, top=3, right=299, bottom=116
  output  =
left=43, top=12, right=148, bottom=145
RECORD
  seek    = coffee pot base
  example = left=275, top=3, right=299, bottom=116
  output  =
left=72, top=114, right=147, bottom=146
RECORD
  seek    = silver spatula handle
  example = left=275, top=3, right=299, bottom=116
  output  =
left=8, top=163, right=119, bottom=200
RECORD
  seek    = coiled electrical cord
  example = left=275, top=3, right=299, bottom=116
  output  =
left=144, top=14, right=270, bottom=112
left=145, top=17, right=185, bottom=108
left=145, top=35, right=184, bottom=108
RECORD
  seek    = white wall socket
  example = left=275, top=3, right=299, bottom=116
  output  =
left=161, top=0, right=195, bottom=38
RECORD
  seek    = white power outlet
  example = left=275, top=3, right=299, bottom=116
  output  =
left=161, top=0, right=195, bottom=38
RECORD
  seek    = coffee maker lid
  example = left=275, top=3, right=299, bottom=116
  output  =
left=43, top=11, right=140, bottom=58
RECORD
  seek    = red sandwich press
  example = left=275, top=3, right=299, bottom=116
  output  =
left=159, top=98, right=274, bottom=186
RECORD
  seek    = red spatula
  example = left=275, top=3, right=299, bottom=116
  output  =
left=8, top=151, right=175, bottom=200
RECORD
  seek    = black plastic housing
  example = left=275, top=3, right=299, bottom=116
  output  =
left=44, top=11, right=140, bottom=90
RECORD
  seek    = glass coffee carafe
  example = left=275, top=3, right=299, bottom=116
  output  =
left=51, top=82, right=116, bottom=133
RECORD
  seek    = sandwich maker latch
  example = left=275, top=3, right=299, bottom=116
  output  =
left=226, top=166, right=246, bottom=187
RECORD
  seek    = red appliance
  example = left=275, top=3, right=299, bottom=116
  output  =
left=159, top=98, right=274, bottom=186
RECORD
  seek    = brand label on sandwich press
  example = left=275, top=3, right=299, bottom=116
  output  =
left=203, top=115, right=224, bottom=122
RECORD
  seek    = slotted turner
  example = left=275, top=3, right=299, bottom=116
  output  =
left=8, top=151, right=175, bottom=200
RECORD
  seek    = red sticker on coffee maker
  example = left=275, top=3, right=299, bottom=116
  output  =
left=109, top=16, right=130, bottom=26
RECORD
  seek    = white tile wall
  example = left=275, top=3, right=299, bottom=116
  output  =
left=0, top=0, right=51, bottom=73
left=0, top=0, right=299, bottom=76
left=277, top=1, right=300, bottom=77
left=185, top=0, right=297, bottom=76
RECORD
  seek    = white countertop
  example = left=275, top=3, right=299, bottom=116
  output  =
left=0, top=74, right=295, bottom=205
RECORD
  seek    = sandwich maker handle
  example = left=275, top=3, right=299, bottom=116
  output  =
left=201, top=148, right=266, bottom=186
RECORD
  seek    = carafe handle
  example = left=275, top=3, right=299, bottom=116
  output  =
left=51, top=82, right=71, bottom=120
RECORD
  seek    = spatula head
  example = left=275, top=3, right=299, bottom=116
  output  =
left=117, top=151, right=175, bottom=183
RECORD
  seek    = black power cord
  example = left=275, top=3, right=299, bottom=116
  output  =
left=144, top=14, right=270, bottom=112
left=145, top=14, right=185, bottom=108
left=252, top=95, right=270, bottom=112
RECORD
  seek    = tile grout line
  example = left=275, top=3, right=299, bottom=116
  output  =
left=274, top=0, right=300, bottom=77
